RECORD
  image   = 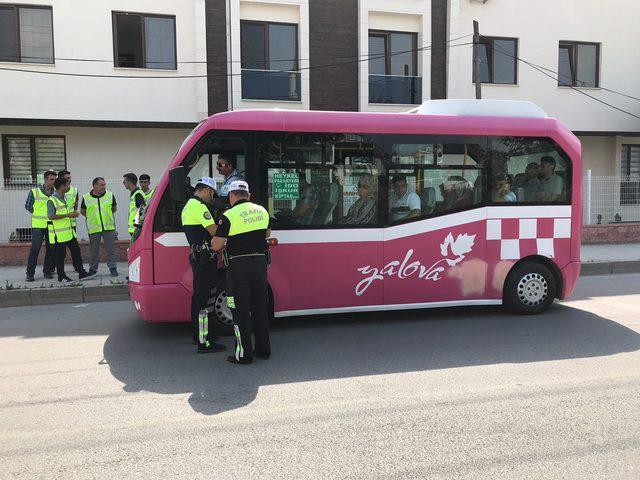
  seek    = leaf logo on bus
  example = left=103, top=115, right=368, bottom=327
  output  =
left=355, top=233, right=476, bottom=296
left=440, top=233, right=475, bottom=266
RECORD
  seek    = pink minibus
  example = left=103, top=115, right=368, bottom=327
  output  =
left=128, top=100, right=582, bottom=333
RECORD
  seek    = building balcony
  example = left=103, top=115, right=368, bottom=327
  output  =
left=369, top=74, right=422, bottom=105
left=241, top=69, right=301, bottom=102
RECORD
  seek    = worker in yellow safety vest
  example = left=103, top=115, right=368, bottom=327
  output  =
left=139, top=173, right=155, bottom=203
left=24, top=170, right=57, bottom=281
left=81, top=176, right=119, bottom=277
left=122, top=173, right=146, bottom=237
left=47, top=177, right=93, bottom=282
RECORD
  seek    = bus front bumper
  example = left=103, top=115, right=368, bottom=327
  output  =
left=560, top=261, right=581, bottom=300
left=129, top=283, right=191, bottom=323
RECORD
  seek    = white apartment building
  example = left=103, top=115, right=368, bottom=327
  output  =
left=0, top=0, right=206, bottom=184
left=1, top=0, right=639, bottom=242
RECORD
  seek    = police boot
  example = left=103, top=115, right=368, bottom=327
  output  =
left=197, top=343, right=227, bottom=354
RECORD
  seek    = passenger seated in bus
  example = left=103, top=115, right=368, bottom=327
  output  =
left=389, top=174, right=421, bottom=222
left=492, top=174, right=517, bottom=202
left=521, top=162, right=542, bottom=201
left=437, top=175, right=473, bottom=211
left=341, top=173, right=377, bottom=225
left=277, top=173, right=319, bottom=225
left=539, top=156, right=564, bottom=201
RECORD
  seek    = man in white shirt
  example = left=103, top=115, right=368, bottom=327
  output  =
left=389, top=174, right=421, bottom=222
left=539, top=156, right=564, bottom=202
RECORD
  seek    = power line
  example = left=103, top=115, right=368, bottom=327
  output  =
left=0, top=41, right=473, bottom=80
left=0, top=33, right=474, bottom=68
left=527, top=62, right=640, bottom=103
left=492, top=43, right=640, bottom=120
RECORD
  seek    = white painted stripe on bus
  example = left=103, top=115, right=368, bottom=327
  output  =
left=154, top=205, right=572, bottom=247
left=487, top=205, right=572, bottom=219
left=155, top=233, right=189, bottom=247
left=274, top=299, right=503, bottom=318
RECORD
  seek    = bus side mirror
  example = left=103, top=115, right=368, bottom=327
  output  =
left=169, top=166, right=188, bottom=202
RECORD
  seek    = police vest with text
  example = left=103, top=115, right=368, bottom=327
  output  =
left=223, top=202, right=269, bottom=236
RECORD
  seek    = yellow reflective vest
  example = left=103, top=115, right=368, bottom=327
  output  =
left=128, top=188, right=146, bottom=234
left=47, top=195, right=75, bottom=244
left=223, top=201, right=269, bottom=236
left=142, top=188, right=155, bottom=203
left=31, top=187, right=51, bottom=229
left=83, top=191, right=115, bottom=234
left=64, top=186, right=78, bottom=228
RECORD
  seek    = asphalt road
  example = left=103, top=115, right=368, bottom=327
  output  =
left=1, top=274, right=639, bottom=479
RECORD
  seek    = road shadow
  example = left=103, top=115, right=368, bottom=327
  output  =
left=102, top=302, right=640, bottom=416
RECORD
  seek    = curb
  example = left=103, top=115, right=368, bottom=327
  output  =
left=1, top=283, right=129, bottom=308
left=580, top=260, right=640, bottom=276
left=1, top=261, right=638, bottom=308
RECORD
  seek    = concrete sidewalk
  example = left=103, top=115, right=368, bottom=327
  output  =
left=1, top=262, right=129, bottom=307
left=1, top=245, right=639, bottom=307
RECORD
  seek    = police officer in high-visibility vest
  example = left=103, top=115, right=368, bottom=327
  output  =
left=81, top=177, right=119, bottom=277
left=182, top=177, right=227, bottom=354
left=122, top=173, right=146, bottom=236
left=47, top=177, right=92, bottom=282
left=25, top=170, right=57, bottom=281
left=139, top=174, right=155, bottom=203
left=211, top=180, right=271, bottom=365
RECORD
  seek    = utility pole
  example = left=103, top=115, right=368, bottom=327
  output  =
left=473, top=20, right=482, bottom=99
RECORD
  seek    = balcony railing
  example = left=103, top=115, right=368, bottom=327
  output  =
left=241, top=69, right=301, bottom=101
left=369, top=74, right=422, bottom=105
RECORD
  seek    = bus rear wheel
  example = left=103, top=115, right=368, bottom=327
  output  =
left=504, top=261, right=556, bottom=315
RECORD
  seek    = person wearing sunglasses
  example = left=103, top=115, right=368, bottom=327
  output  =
left=216, top=153, right=245, bottom=197
left=341, top=173, right=377, bottom=225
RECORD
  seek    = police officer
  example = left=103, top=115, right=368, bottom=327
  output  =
left=211, top=180, right=271, bottom=365
left=181, top=177, right=226, bottom=354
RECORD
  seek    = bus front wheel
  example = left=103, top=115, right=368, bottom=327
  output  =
left=209, top=275, right=274, bottom=336
left=504, top=261, right=557, bottom=315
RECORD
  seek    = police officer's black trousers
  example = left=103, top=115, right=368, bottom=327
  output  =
left=226, top=255, right=270, bottom=361
left=189, top=257, right=218, bottom=345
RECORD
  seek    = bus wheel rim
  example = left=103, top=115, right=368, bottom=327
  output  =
left=517, top=273, right=548, bottom=307
left=214, top=291, right=233, bottom=325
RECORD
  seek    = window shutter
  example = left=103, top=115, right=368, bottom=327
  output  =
left=35, top=137, right=65, bottom=174
left=6, top=137, right=32, bottom=180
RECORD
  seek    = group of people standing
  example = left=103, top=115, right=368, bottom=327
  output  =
left=25, top=170, right=155, bottom=282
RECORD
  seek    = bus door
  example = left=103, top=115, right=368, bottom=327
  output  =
left=153, top=135, right=247, bottom=292
left=382, top=137, right=488, bottom=307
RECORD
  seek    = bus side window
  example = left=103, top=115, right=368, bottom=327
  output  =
left=490, top=137, right=571, bottom=204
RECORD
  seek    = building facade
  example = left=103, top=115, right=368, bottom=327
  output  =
left=1, top=0, right=639, bottom=242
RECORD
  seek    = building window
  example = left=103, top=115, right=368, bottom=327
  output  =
left=0, top=5, right=53, bottom=64
left=368, top=30, right=421, bottom=104
left=478, top=37, right=517, bottom=84
left=112, top=12, right=176, bottom=69
left=620, top=145, right=640, bottom=205
left=558, top=41, right=599, bottom=87
left=240, top=20, right=300, bottom=101
left=2, top=135, right=66, bottom=182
